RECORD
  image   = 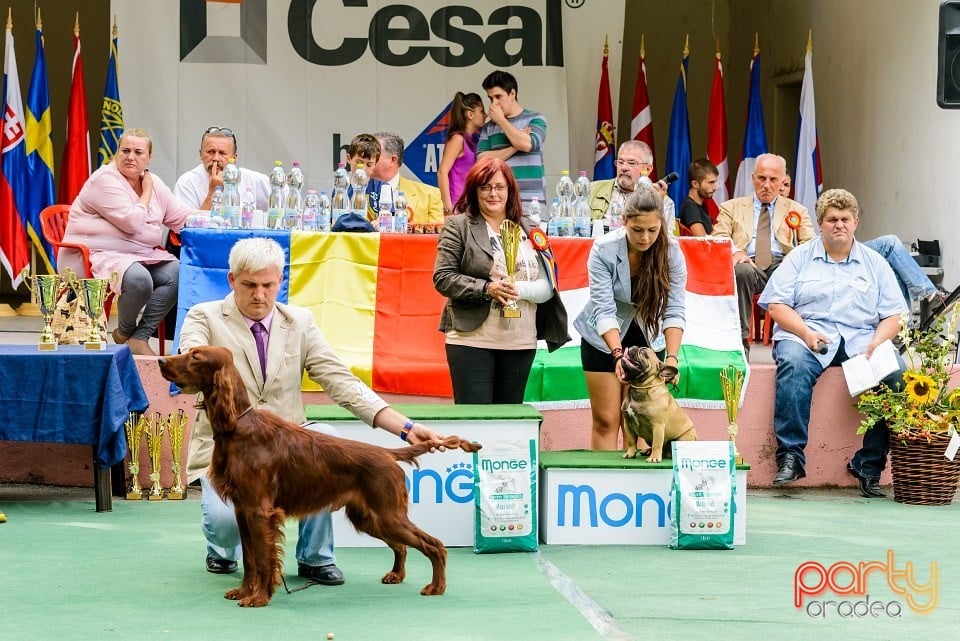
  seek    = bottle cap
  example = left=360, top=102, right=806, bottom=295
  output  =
left=274, top=160, right=282, bottom=166
left=292, top=161, right=300, bottom=167
left=561, top=169, right=570, bottom=175
left=307, top=189, right=317, bottom=194
left=379, top=184, right=394, bottom=205
left=338, top=162, right=346, bottom=168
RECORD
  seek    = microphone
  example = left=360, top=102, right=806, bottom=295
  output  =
left=816, top=340, right=828, bottom=355
left=661, top=171, right=680, bottom=185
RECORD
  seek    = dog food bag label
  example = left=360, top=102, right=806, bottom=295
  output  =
left=669, top=440, right=736, bottom=550
left=473, top=439, right=537, bottom=553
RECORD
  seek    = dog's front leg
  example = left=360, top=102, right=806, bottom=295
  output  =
left=233, top=507, right=274, bottom=607
left=647, top=420, right=667, bottom=463
left=225, top=510, right=255, bottom=603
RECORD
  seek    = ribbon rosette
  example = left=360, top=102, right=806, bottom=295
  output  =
left=785, top=211, right=802, bottom=247
left=528, top=227, right=549, bottom=252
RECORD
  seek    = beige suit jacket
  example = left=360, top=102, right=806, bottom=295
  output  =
left=712, top=195, right=814, bottom=255
left=180, top=294, right=388, bottom=482
left=398, top=176, right=443, bottom=224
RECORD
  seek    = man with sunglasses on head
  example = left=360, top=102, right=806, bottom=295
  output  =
left=588, top=140, right=677, bottom=235
left=174, top=126, right=270, bottom=212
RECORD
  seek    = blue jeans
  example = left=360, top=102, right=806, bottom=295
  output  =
left=199, top=422, right=339, bottom=568
left=864, top=235, right=935, bottom=304
left=772, top=338, right=904, bottom=480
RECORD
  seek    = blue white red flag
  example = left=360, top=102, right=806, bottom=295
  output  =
left=0, top=20, right=30, bottom=287
left=793, top=32, right=822, bottom=222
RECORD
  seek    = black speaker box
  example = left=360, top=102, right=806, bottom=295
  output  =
left=938, top=1, right=960, bottom=108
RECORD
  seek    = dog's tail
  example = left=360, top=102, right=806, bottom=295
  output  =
left=388, top=435, right=483, bottom=466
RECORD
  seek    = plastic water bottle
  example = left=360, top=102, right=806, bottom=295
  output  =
left=285, top=161, right=304, bottom=230
left=240, top=187, right=255, bottom=229
left=301, top=189, right=319, bottom=232
left=527, top=197, right=543, bottom=227
left=316, top=191, right=332, bottom=232
left=608, top=200, right=624, bottom=231
left=222, top=158, right=240, bottom=228
left=556, top=170, right=575, bottom=237
left=546, top=198, right=561, bottom=236
left=574, top=171, right=591, bottom=237
left=636, top=168, right=654, bottom=188
left=210, top=185, right=224, bottom=218
left=394, top=191, right=408, bottom=234
left=331, top=163, right=350, bottom=225
left=351, top=167, right=369, bottom=218
left=267, top=161, right=285, bottom=230
left=377, top=184, right=394, bottom=233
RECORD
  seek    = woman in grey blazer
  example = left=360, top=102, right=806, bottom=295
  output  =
left=433, top=157, right=568, bottom=403
left=573, top=186, right=686, bottom=450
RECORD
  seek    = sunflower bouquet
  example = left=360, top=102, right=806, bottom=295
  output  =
left=857, top=306, right=960, bottom=440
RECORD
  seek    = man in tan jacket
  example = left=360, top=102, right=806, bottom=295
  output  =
left=180, top=238, right=443, bottom=581
left=712, top=154, right=815, bottom=352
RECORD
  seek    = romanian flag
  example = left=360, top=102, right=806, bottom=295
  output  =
left=58, top=13, right=91, bottom=206
left=0, top=15, right=29, bottom=287
left=733, top=34, right=769, bottom=199
left=665, top=36, right=692, bottom=215
left=97, top=17, right=123, bottom=167
left=24, top=16, right=55, bottom=271
left=593, top=37, right=615, bottom=181
left=175, top=231, right=746, bottom=409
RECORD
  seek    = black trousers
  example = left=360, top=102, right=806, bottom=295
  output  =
left=445, top=344, right=536, bottom=404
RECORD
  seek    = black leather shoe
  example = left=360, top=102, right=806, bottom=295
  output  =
left=773, top=454, right=806, bottom=485
left=298, top=563, right=345, bottom=585
left=847, top=462, right=885, bottom=498
left=205, top=555, right=238, bottom=574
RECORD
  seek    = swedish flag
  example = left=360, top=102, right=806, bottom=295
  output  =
left=25, top=21, right=55, bottom=271
left=98, top=18, right=123, bottom=166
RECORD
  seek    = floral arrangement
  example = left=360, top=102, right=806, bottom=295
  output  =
left=857, top=307, right=960, bottom=440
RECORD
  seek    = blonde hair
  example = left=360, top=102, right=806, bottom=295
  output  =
left=119, top=128, right=153, bottom=154
left=229, top=238, right=285, bottom=276
left=815, top=188, right=860, bottom=223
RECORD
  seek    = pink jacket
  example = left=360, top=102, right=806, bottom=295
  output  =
left=63, top=163, right=192, bottom=290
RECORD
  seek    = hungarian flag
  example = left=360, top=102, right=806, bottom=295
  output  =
left=0, top=16, right=30, bottom=288
left=706, top=46, right=730, bottom=222
left=793, top=31, right=823, bottom=224
left=175, top=232, right=746, bottom=409
left=98, top=17, right=123, bottom=166
left=665, top=36, right=692, bottom=215
left=630, top=35, right=657, bottom=180
left=24, top=15, right=56, bottom=272
left=593, top=37, right=615, bottom=181
left=733, top=34, right=768, bottom=198
left=58, top=13, right=91, bottom=206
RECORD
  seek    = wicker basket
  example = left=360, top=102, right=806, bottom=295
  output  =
left=889, top=431, right=960, bottom=505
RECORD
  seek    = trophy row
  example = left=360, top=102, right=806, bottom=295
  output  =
left=20, top=266, right=118, bottom=351
left=125, top=410, right=188, bottom=500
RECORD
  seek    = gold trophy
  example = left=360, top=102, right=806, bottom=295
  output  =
left=144, top=412, right=165, bottom=500
left=165, top=410, right=188, bottom=500
left=499, top=220, right=522, bottom=318
left=720, top=364, right=745, bottom=465
left=71, top=272, right=119, bottom=350
left=124, top=412, right=146, bottom=500
left=20, top=267, right=67, bottom=351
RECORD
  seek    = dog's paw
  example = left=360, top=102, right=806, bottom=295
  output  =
left=420, top=582, right=446, bottom=596
left=224, top=587, right=249, bottom=601
left=237, top=593, right=270, bottom=607
left=639, top=447, right=652, bottom=456
left=622, top=449, right=638, bottom=459
left=646, top=454, right=663, bottom=463
left=381, top=571, right=405, bottom=585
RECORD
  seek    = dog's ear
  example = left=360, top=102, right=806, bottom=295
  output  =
left=207, top=368, right=238, bottom=432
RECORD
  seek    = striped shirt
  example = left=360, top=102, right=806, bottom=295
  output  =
left=477, top=108, right=547, bottom=205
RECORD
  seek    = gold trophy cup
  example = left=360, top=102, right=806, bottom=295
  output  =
left=124, top=412, right=146, bottom=500
left=499, top=220, right=522, bottom=319
left=144, top=412, right=165, bottom=500
left=165, top=410, right=188, bottom=500
left=20, top=267, right=66, bottom=351
left=71, top=272, right=118, bottom=351
left=720, top=364, right=745, bottom=465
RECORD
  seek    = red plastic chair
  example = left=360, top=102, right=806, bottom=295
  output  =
left=39, top=204, right=166, bottom=355
left=750, top=293, right=773, bottom=345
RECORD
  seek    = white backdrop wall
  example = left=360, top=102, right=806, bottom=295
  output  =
left=112, top=0, right=624, bottom=200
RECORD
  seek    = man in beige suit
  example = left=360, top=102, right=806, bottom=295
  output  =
left=180, top=238, right=443, bottom=581
left=712, top=154, right=815, bottom=352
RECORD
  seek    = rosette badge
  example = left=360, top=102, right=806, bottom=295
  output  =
left=785, top=210, right=803, bottom=247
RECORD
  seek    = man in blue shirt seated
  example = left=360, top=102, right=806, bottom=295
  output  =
left=759, top=188, right=908, bottom=498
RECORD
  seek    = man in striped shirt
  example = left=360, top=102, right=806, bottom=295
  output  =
left=477, top=70, right=547, bottom=207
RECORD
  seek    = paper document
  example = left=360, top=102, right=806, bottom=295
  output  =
left=841, top=339, right=900, bottom=396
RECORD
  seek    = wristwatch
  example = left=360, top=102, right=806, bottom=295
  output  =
left=482, top=281, right=492, bottom=301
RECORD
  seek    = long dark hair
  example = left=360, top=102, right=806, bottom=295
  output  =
left=625, top=186, right=671, bottom=337
left=447, top=91, right=483, bottom=139
left=454, top=156, right=523, bottom=224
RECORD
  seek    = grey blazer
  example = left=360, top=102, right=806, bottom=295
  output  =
left=573, top=228, right=686, bottom=352
left=433, top=212, right=569, bottom=351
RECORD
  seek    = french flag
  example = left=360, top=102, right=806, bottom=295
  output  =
left=0, top=21, right=30, bottom=288
left=733, top=35, right=768, bottom=198
left=793, top=31, right=822, bottom=224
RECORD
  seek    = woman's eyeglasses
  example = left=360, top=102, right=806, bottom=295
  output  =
left=478, top=184, right=508, bottom=194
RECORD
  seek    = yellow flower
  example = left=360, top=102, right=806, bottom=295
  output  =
left=947, top=388, right=960, bottom=409
left=905, top=374, right=938, bottom=406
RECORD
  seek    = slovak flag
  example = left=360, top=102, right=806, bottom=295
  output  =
left=706, top=46, right=730, bottom=220
left=593, top=37, right=616, bottom=181
left=733, top=35, right=768, bottom=198
left=793, top=31, right=822, bottom=222
left=0, top=18, right=30, bottom=287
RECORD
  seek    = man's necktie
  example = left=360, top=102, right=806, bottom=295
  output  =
left=251, top=321, right=267, bottom=380
left=755, top=204, right=772, bottom=270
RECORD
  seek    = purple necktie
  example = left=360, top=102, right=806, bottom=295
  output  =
left=251, top=321, right=267, bottom=380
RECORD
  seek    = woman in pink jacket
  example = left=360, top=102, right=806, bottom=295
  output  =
left=63, top=128, right=193, bottom=355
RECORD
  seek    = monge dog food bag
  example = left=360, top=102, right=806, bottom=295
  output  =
left=473, top=439, right=537, bottom=553
left=669, top=440, right=736, bottom=550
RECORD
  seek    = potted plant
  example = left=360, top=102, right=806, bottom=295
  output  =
left=857, top=310, right=960, bottom=505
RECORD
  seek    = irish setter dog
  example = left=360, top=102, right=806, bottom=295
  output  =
left=158, top=346, right=481, bottom=607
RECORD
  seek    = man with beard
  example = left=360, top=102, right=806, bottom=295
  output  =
left=678, top=158, right=719, bottom=236
left=588, top=140, right=677, bottom=235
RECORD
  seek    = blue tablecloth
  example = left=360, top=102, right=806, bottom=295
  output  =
left=0, top=344, right=150, bottom=467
